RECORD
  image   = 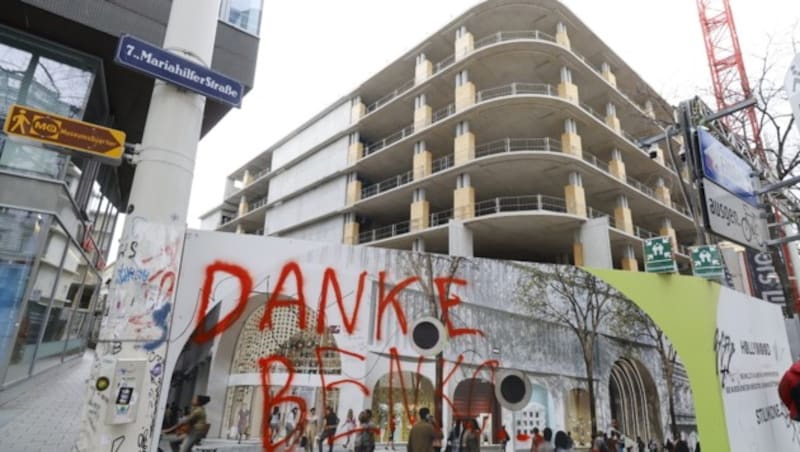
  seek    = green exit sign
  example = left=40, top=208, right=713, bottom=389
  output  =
left=644, top=236, right=677, bottom=273
left=691, top=245, right=725, bottom=279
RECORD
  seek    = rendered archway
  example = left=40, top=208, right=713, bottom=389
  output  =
left=371, top=372, right=435, bottom=443
left=221, top=303, right=341, bottom=439
left=608, top=358, right=662, bottom=444
left=453, top=378, right=501, bottom=444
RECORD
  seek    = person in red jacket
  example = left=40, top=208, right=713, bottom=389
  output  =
left=779, top=361, right=800, bottom=421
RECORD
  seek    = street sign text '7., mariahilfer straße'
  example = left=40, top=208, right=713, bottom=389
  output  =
left=114, top=34, right=244, bottom=108
left=3, top=104, right=126, bottom=165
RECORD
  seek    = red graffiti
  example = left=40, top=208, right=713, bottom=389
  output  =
left=316, top=269, right=367, bottom=335
left=435, top=277, right=484, bottom=338
left=194, top=261, right=253, bottom=344
left=314, top=346, right=370, bottom=410
left=375, top=272, right=418, bottom=341
left=261, top=261, right=307, bottom=331
left=259, top=355, right=307, bottom=452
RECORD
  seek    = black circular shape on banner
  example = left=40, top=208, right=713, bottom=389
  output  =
left=412, top=321, right=440, bottom=350
left=500, top=374, right=526, bottom=404
left=96, top=376, right=110, bottom=392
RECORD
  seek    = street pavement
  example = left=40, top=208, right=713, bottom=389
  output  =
left=0, top=352, right=92, bottom=452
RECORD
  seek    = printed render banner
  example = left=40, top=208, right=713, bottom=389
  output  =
left=715, top=288, right=798, bottom=450
left=151, top=231, right=797, bottom=452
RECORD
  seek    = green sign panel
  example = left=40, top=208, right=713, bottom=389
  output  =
left=644, top=236, right=676, bottom=273
left=691, top=245, right=725, bottom=279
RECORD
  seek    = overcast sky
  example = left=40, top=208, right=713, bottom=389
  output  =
left=186, top=0, right=798, bottom=228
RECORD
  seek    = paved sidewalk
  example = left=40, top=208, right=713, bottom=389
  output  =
left=0, top=352, right=93, bottom=452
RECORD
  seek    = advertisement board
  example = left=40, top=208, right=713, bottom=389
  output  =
left=745, top=249, right=788, bottom=306
left=698, top=129, right=758, bottom=206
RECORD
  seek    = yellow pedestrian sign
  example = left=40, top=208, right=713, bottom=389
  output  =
left=3, top=104, right=126, bottom=165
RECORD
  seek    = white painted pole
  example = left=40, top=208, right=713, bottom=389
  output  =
left=75, top=1, right=221, bottom=451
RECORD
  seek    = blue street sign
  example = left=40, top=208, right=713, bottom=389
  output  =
left=697, top=128, right=758, bottom=206
left=114, top=34, right=243, bottom=108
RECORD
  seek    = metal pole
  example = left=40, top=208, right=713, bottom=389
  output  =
left=75, top=1, right=220, bottom=451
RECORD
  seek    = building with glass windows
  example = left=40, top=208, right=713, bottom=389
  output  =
left=198, top=0, right=701, bottom=446
left=0, top=0, right=262, bottom=388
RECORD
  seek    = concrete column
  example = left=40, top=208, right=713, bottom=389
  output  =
left=347, top=132, right=363, bottom=164
left=557, top=66, right=579, bottom=103
left=449, top=219, right=474, bottom=257
left=655, top=177, right=672, bottom=207
left=573, top=231, right=585, bottom=266
left=414, top=93, right=432, bottom=131
left=413, top=141, right=432, bottom=180
left=415, top=53, right=433, bottom=84
left=605, top=102, right=620, bottom=133
left=614, top=195, right=634, bottom=235
left=453, top=173, right=475, bottom=220
left=235, top=224, right=245, bottom=234
left=564, top=171, right=586, bottom=217
left=609, top=149, right=626, bottom=179
left=410, top=188, right=430, bottom=231
left=601, top=62, right=617, bottom=87
left=343, top=213, right=360, bottom=245
left=649, top=144, right=665, bottom=165
left=351, top=96, right=366, bottom=123
left=455, top=25, right=474, bottom=61
left=621, top=244, right=639, bottom=271
left=561, top=118, right=582, bottom=158
left=238, top=195, right=248, bottom=217
left=555, top=21, right=570, bottom=49
left=454, top=121, right=475, bottom=165
left=644, top=100, right=655, bottom=119
left=579, top=216, right=614, bottom=268
left=455, top=70, right=476, bottom=111
left=241, top=168, right=253, bottom=186
left=659, top=217, right=677, bottom=250
left=345, top=173, right=362, bottom=205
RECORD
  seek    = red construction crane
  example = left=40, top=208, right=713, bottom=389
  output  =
left=696, top=0, right=800, bottom=312
left=696, top=0, right=765, bottom=162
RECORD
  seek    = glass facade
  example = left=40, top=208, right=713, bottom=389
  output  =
left=220, top=0, right=263, bottom=35
left=0, top=26, right=115, bottom=386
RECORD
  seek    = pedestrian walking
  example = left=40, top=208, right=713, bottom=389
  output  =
left=355, top=409, right=377, bottom=452
left=305, top=407, right=319, bottom=452
left=538, top=428, right=554, bottom=452
left=408, top=407, right=436, bottom=452
left=343, top=408, right=357, bottom=450
left=460, top=419, right=481, bottom=452
left=237, top=406, right=250, bottom=443
left=554, top=431, right=572, bottom=452
left=445, top=420, right=461, bottom=452
left=162, top=395, right=211, bottom=452
left=531, top=427, right=544, bottom=452
left=318, top=406, right=340, bottom=452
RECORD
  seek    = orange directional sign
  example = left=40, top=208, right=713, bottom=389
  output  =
left=3, top=104, right=125, bottom=165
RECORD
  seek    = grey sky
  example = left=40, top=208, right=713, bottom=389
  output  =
left=187, top=0, right=799, bottom=228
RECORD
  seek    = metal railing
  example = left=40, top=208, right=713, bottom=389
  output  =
left=432, top=154, right=454, bottom=173
left=474, top=194, right=567, bottom=216
left=430, top=208, right=453, bottom=227
left=358, top=220, right=410, bottom=244
left=248, top=168, right=270, bottom=184
left=248, top=196, right=269, bottom=212
left=582, top=152, right=610, bottom=173
left=432, top=103, right=456, bottom=123
left=366, top=78, right=415, bottom=113
left=477, top=82, right=553, bottom=102
left=475, top=137, right=561, bottom=158
left=361, top=171, right=413, bottom=199
left=364, top=124, right=414, bottom=156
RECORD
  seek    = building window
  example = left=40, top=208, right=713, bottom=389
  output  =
left=219, top=0, right=264, bottom=36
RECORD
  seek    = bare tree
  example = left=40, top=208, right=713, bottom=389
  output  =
left=399, top=251, right=464, bottom=429
left=614, top=302, right=679, bottom=439
left=513, top=263, right=621, bottom=438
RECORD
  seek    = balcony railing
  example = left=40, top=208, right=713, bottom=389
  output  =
left=475, top=137, right=561, bottom=158
left=248, top=196, right=268, bottom=212
left=362, top=28, right=653, bottom=122
left=361, top=171, right=413, bottom=199
left=358, top=220, right=410, bottom=244
left=431, top=154, right=454, bottom=173
left=476, top=82, right=553, bottom=102
left=475, top=194, right=567, bottom=216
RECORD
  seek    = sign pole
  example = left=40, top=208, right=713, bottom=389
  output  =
left=75, top=1, right=221, bottom=451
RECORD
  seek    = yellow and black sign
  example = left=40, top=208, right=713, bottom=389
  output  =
left=95, top=376, right=110, bottom=391
left=3, top=104, right=125, bottom=165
